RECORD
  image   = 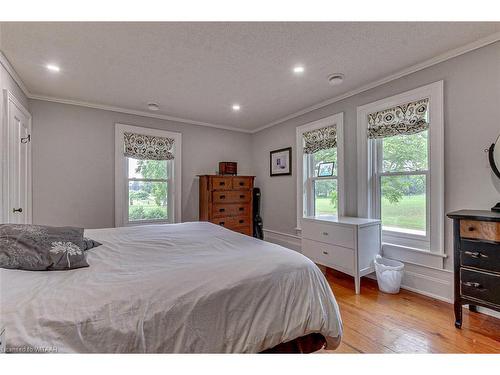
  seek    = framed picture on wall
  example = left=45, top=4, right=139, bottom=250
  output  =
left=270, top=147, right=292, bottom=176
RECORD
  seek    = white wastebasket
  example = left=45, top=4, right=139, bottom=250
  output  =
left=374, top=255, right=404, bottom=294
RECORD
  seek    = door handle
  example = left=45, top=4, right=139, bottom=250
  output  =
left=13, top=208, right=23, bottom=213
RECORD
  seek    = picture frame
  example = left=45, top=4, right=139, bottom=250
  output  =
left=270, top=147, right=292, bottom=176
left=318, top=162, right=334, bottom=177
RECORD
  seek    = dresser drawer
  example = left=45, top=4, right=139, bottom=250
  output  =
left=302, top=239, right=354, bottom=274
left=233, top=226, right=252, bottom=236
left=212, top=203, right=250, bottom=218
left=460, top=220, right=500, bottom=242
left=460, top=268, right=500, bottom=307
left=213, top=190, right=251, bottom=203
left=211, top=215, right=251, bottom=228
left=301, top=220, right=354, bottom=249
left=233, top=177, right=252, bottom=190
left=211, top=176, right=233, bottom=190
left=461, top=240, right=500, bottom=274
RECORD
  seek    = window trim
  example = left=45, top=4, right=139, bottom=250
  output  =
left=296, top=112, right=345, bottom=230
left=114, top=123, right=182, bottom=227
left=356, top=81, right=444, bottom=255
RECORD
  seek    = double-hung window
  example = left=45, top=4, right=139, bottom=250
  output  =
left=296, top=113, right=344, bottom=228
left=357, top=81, right=444, bottom=256
left=115, top=124, right=182, bottom=226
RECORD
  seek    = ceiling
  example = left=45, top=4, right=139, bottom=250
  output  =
left=1, top=22, right=499, bottom=131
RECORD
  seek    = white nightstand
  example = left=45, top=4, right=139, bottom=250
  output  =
left=301, top=215, right=381, bottom=294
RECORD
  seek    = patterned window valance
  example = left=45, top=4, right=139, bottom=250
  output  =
left=367, top=98, right=429, bottom=139
left=303, top=125, right=337, bottom=154
left=123, top=132, right=175, bottom=160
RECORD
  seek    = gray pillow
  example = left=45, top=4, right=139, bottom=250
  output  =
left=0, top=224, right=89, bottom=271
left=82, top=237, right=102, bottom=251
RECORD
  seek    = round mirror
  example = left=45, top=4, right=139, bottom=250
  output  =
left=489, top=134, right=500, bottom=179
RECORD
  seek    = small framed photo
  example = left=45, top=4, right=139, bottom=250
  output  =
left=318, top=162, right=334, bottom=177
left=270, top=147, right=292, bottom=176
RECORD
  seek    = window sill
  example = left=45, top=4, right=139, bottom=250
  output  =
left=382, top=242, right=446, bottom=269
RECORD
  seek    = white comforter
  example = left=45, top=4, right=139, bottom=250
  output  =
left=0, top=222, right=342, bottom=353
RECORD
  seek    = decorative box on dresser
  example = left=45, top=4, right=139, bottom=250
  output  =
left=447, top=210, right=500, bottom=328
left=301, top=216, right=381, bottom=294
left=199, top=175, right=255, bottom=236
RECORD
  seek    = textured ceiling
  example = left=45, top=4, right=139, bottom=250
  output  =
left=1, top=22, right=499, bottom=131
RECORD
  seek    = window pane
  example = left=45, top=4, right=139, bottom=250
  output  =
left=381, top=174, right=426, bottom=235
left=128, top=181, right=168, bottom=221
left=382, top=130, right=428, bottom=172
left=314, top=179, right=337, bottom=216
left=313, top=148, right=337, bottom=177
left=128, top=158, right=168, bottom=179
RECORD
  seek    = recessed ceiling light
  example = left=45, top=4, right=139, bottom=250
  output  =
left=147, top=103, right=160, bottom=111
left=46, top=64, right=60, bottom=72
left=293, top=65, right=305, bottom=74
left=327, top=73, right=344, bottom=86
left=232, top=104, right=241, bottom=112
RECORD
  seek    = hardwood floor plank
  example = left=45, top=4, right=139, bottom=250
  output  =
left=321, top=269, right=500, bottom=354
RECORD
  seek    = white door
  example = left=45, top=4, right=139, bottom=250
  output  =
left=4, top=91, right=32, bottom=224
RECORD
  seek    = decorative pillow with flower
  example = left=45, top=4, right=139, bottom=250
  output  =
left=0, top=224, right=89, bottom=270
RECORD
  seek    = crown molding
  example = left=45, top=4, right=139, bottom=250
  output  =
left=251, top=31, right=500, bottom=133
left=27, top=94, right=253, bottom=133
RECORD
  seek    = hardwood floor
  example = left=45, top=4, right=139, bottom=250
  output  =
left=321, top=269, right=500, bottom=353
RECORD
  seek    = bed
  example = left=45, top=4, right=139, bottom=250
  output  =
left=0, top=222, right=342, bottom=353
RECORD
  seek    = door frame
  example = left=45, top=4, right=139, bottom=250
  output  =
left=1, top=89, right=32, bottom=223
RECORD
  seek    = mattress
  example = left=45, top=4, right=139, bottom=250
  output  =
left=0, top=222, right=342, bottom=353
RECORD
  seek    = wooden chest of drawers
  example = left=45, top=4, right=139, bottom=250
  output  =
left=199, top=175, right=255, bottom=236
left=447, top=210, right=500, bottom=328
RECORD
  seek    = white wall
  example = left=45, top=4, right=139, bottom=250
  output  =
left=30, top=100, right=253, bottom=228
left=252, top=41, right=500, bottom=270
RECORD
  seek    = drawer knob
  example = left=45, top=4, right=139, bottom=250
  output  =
left=322, top=232, right=329, bottom=236
left=462, top=281, right=481, bottom=288
left=219, top=208, right=225, bottom=212
left=240, top=195, right=244, bottom=199
left=239, top=207, right=244, bottom=211
left=219, top=222, right=225, bottom=226
left=220, top=195, right=225, bottom=199
left=322, top=251, right=328, bottom=255
left=464, top=251, right=488, bottom=259
left=220, top=182, right=225, bottom=186
left=239, top=182, right=244, bottom=186
left=239, top=219, right=244, bottom=224
left=468, top=226, right=475, bottom=231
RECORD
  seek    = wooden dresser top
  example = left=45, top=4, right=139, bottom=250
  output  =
left=447, top=210, right=500, bottom=222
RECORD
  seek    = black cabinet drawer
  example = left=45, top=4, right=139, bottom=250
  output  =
left=461, top=240, right=500, bottom=273
left=460, top=269, right=500, bottom=307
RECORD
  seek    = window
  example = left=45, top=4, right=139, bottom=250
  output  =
left=296, top=113, right=344, bottom=228
left=115, top=124, right=182, bottom=226
left=357, top=81, right=444, bottom=255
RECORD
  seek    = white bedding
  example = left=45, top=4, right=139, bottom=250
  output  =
left=0, top=222, right=342, bottom=353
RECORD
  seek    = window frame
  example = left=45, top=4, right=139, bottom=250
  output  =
left=356, top=81, right=444, bottom=256
left=296, top=112, right=345, bottom=230
left=115, top=123, right=182, bottom=227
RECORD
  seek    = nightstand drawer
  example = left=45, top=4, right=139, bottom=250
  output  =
left=461, top=269, right=500, bottom=307
left=461, top=240, right=500, bottom=273
left=302, top=220, right=354, bottom=248
left=302, top=239, right=354, bottom=274
left=460, top=220, right=500, bottom=242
